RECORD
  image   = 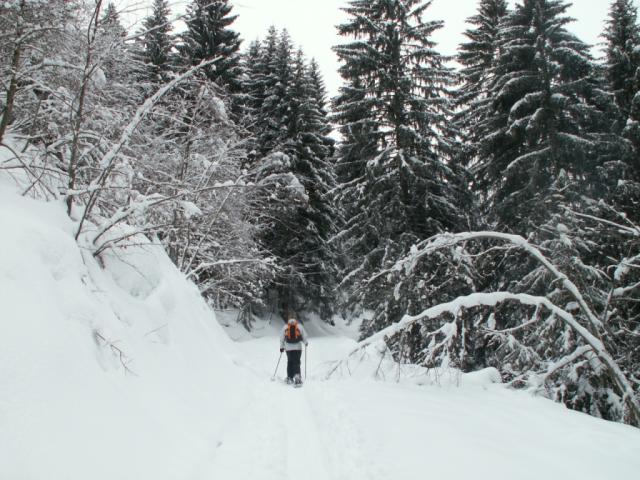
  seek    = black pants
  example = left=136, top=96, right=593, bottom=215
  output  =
left=286, top=349, right=302, bottom=379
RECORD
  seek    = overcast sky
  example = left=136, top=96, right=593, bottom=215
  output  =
left=123, top=0, right=635, bottom=98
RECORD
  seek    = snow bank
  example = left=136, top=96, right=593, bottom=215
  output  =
left=321, top=339, right=503, bottom=389
left=0, top=170, right=244, bottom=479
left=339, top=379, right=640, bottom=480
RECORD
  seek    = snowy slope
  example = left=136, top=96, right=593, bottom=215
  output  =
left=0, top=171, right=247, bottom=479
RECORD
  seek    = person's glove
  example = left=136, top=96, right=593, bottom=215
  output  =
left=305, top=342, right=309, bottom=347
left=280, top=348, right=284, bottom=353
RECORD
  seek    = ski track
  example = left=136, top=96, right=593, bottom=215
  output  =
left=305, top=382, right=384, bottom=480
left=198, top=336, right=378, bottom=480
left=201, top=379, right=378, bottom=480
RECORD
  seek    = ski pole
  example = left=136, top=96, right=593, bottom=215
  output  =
left=304, top=345, right=307, bottom=381
left=271, top=351, right=283, bottom=381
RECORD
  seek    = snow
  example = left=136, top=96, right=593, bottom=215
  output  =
left=91, top=67, right=107, bottom=88
left=180, top=199, right=202, bottom=218
left=216, top=319, right=640, bottom=480
left=0, top=170, right=244, bottom=480
left=1, top=167, right=640, bottom=479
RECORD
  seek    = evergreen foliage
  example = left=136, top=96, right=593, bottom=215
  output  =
left=603, top=0, right=640, bottom=120
left=476, top=0, right=619, bottom=232
left=178, top=0, right=242, bottom=91
left=139, top=0, right=174, bottom=84
left=455, top=0, right=510, bottom=167
left=332, top=0, right=468, bottom=334
left=602, top=0, right=640, bottom=195
left=243, top=29, right=339, bottom=319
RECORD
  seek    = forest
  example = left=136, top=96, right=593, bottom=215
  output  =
left=1, top=0, right=639, bottom=426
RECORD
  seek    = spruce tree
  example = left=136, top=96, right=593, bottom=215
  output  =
left=333, top=0, right=467, bottom=335
left=97, top=3, right=130, bottom=83
left=307, top=59, right=330, bottom=119
left=249, top=29, right=294, bottom=156
left=139, top=0, right=173, bottom=84
left=237, top=39, right=263, bottom=161
left=602, top=0, right=640, bottom=187
left=456, top=0, right=510, bottom=166
left=463, top=0, right=638, bottom=419
left=269, top=30, right=295, bottom=146
left=603, top=0, right=640, bottom=120
left=281, top=51, right=337, bottom=318
left=477, top=0, right=617, bottom=232
left=178, top=0, right=242, bottom=91
left=332, top=77, right=378, bottom=220
left=246, top=35, right=338, bottom=319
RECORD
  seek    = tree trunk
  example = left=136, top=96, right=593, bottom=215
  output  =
left=0, top=1, right=26, bottom=144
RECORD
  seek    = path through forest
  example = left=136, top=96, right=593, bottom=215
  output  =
left=195, top=318, right=640, bottom=480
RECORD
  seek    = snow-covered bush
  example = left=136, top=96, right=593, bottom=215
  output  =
left=0, top=1, right=272, bottom=312
left=357, top=228, right=640, bottom=426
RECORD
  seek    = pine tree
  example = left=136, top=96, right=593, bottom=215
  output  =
left=178, top=0, right=242, bottom=91
left=246, top=35, right=339, bottom=319
left=603, top=0, right=640, bottom=120
left=455, top=0, right=510, bottom=167
left=477, top=0, right=618, bottom=232
left=139, top=0, right=173, bottom=84
left=333, top=0, right=467, bottom=334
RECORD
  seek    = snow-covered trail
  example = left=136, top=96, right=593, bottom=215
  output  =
left=200, top=376, right=373, bottom=480
left=195, top=321, right=378, bottom=480
left=198, top=317, right=640, bottom=480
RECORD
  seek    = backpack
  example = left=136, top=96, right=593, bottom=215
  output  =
left=285, top=322, right=302, bottom=343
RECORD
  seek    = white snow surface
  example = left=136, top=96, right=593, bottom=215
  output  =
left=1, top=167, right=640, bottom=479
left=0, top=171, right=244, bottom=479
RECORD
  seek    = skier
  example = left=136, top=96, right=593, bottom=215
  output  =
left=279, top=315, right=309, bottom=385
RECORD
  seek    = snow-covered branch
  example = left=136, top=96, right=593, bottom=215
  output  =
left=385, top=231, right=605, bottom=332
left=0, top=142, right=56, bottom=198
left=181, top=174, right=243, bottom=274
left=560, top=206, right=640, bottom=237
left=351, top=229, right=640, bottom=425
left=73, top=57, right=220, bottom=240
left=187, top=258, right=276, bottom=277
left=538, top=345, right=594, bottom=385
left=350, top=290, right=639, bottom=424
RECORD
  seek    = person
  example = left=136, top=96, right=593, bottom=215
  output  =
left=279, top=315, right=309, bottom=385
